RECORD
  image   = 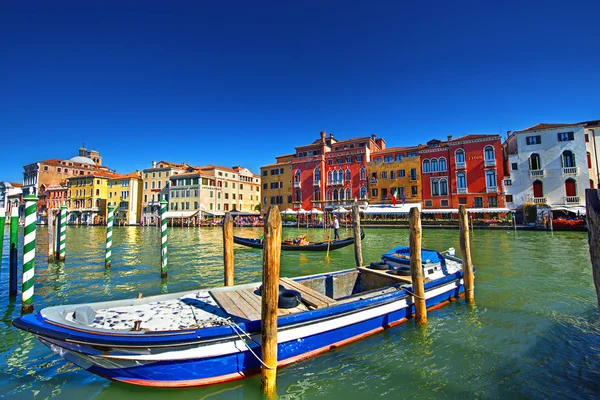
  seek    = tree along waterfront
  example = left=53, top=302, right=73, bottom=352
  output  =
left=0, top=226, right=598, bottom=399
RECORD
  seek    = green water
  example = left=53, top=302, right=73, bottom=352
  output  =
left=0, top=226, right=598, bottom=399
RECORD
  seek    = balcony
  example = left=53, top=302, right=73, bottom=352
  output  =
left=369, top=178, right=378, bottom=185
left=562, top=167, right=578, bottom=176
left=486, top=186, right=498, bottom=193
left=293, top=181, right=301, bottom=188
left=529, top=170, right=545, bottom=179
left=484, top=158, right=496, bottom=167
left=533, top=197, right=547, bottom=204
left=457, top=187, right=467, bottom=194
left=456, top=161, right=466, bottom=169
left=564, top=196, right=581, bottom=204
left=313, top=180, right=321, bottom=187
left=328, top=179, right=344, bottom=186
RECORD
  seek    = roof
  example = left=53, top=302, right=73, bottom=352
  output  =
left=199, top=164, right=238, bottom=174
left=108, top=172, right=142, bottom=180
left=418, top=134, right=501, bottom=150
left=9, top=182, right=22, bottom=187
left=518, top=123, right=583, bottom=133
left=371, top=145, right=418, bottom=155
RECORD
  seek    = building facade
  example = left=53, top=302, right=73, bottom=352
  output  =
left=66, top=172, right=114, bottom=224
left=0, top=182, right=23, bottom=216
left=260, top=154, right=294, bottom=214
left=419, top=134, right=505, bottom=210
left=198, top=165, right=261, bottom=213
left=107, top=172, right=143, bottom=225
left=142, top=161, right=190, bottom=225
left=504, top=122, right=598, bottom=211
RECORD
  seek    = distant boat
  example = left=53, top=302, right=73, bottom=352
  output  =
left=13, top=246, right=466, bottom=388
left=233, top=230, right=365, bottom=251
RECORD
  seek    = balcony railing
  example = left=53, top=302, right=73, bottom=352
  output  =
left=562, top=167, right=578, bottom=176
left=369, top=178, right=378, bottom=185
left=484, top=158, right=496, bottom=167
left=328, top=179, right=344, bottom=186
left=533, top=197, right=547, bottom=204
left=486, top=186, right=498, bottom=193
left=564, top=196, right=581, bottom=204
left=293, top=182, right=301, bottom=188
left=457, top=187, right=467, bottom=194
left=529, top=170, right=545, bottom=179
left=313, top=180, right=320, bottom=187
left=456, top=161, right=466, bottom=169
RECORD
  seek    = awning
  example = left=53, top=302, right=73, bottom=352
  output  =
left=363, top=203, right=422, bottom=214
left=421, top=207, right=511, bottom=214
left=551, top=205, right=586, bottom=215
left=280, top=208, right=297, bottom=215
left=230, top=211, right=261, bottom=217
left=204, top=211, right=225, bottom=217
left=421, top=208, right=458, bottom=214
left=162, top=210, right=199, bottom=219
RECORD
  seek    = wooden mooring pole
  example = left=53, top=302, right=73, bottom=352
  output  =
left=352, top=204, right=363, bottom=267
left=223, top=212, right=234, bottom=286
left=261, top=206, right=281, bottom=398
left=459, top=205, right=475, bottom=303
left=409, top=207, right=427, bottom=324
left=586, top=189, right=600, bottom=314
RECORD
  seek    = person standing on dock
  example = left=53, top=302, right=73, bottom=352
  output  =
left=332, top=215, right=340, bottom=240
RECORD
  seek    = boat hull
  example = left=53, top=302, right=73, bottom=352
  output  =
left=21, top=275, right=464, bottom=387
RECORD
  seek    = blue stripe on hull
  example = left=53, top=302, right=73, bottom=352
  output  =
left=66, top=284, right=463, bottom=385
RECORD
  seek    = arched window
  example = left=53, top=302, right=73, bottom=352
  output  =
left=333, top=189, right=339, bottom=201
left=457, top=173, right=467, bottom=189
left=295, top=170, right=301, bottom=182
left=440, top=179, right=448, bottom=195
left=328, top=171, right=333, bottom=182
left=562, top=151, right=575, bottom=168
left=295, top=190, right=302, bottom=202
left=360, top=167, right=366, bottom=180
left=484, top=146, right=495, bottom=160
left=314, top=167, right=321, bottom=181
left=345, top=169, right=351, bottom=181
left=565, top=178, right=577, bottom=197
left=339, top=189, right=345, bottom=200
left=456, top=149, right=465, bottom=164
left=333, top=170, right=339, bottom=181
left=327, top=190, right=332, bottom=200
left=360, top=186, right=367, bottom=199
left=530, top=153, right=542, bottom=170
left=438, top=157, right=447, bottom=171
left=423, top=159, right=430, bottom=173
left=533, top=180, right=544, bottom=198
left=431, top=158, right=438, bottom=172
left=314, top=189, right=321, bottom=201
left=486, top=170, right=497, bottom=188
left=587, top=152, right=592, bottom=169
left=345, top=188, right=351, bottom=199
left=270, top=196, right=275, bottom=204
left=431, top=180, right=439, bottom=196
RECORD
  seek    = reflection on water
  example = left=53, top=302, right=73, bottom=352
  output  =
left=0, top=226, right=599, bottom=399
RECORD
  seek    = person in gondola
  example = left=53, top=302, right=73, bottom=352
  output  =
left=332, top=215, right=340, bottom=240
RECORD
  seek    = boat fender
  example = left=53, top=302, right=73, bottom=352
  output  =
left=257, top=284, right=285, bottom=296
left=390, top=267, right=411, bottom=276
left=73, top=306, right=97, bottom=325
left=369, top=261, right=389, bottom=270
left=278, top=289, right=302, bottom=309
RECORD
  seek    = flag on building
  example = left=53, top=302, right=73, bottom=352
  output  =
left=391, top=188, right=398, bottom=206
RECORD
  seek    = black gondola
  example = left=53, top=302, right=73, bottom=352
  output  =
left=233, top=230, right=365, bottom=251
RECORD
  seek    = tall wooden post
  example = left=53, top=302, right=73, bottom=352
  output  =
left=409, top=207, right=427, bottom=324
left=586, top=189, right=600, bottom=313
left=548, top=210, right=554, bottom=232
left=48, top=211, right=55, bottom=262
left=261, top=206, right=281, bottom=398
left=9, top=208, right=19, bottom=276
left=0, top=208, right=5, bottom=267
left=352, top=204, right=363, bottom=267
left=513, top=212, right=517, bottom=231
left=458, top=205, right=475, bottom=303
left=223, top=212, right=234, bottom=286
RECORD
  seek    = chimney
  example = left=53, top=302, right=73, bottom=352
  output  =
left=447, top=135, right=452, bottom=142
left=371, top=134, right=376, bottom=141
left=320, top=131, right=326, bottom=142
left=152, top=161, right=157, bottom=168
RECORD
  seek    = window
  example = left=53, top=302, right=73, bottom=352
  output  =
left=345, top=169, right=351, bottom=181
left=411, top=186, right=418, bottom=195
left=346, top=157, right=352, bottom=163
left=360, top=186, right=367, bottom=199
left=263, top=183, right=267, bottom=190
left=314, top=167, right=321, bottom=182
left=504, top=179, right=512, bottom=186
left=488, top=196, right=498, bottom=207
left=486, top=171, right=497, bottom=188
left=395, top=154, right=404, bottom=161
left=384, top=156, right=393, bottom=163
left=440, top=179, right=448, bottom=196
left=423, top=160, right=430, bottom=173
left=430, top=159, right=438, bottom=172
left=337, top=158, right=343, bottom=164
left=562, top=150, right=576, bottom=168
left=263, top=196, right=267, bottom=205
left=314, top=189, right=321, bottom=201
left=410, top=168, right=417, bottom=181
left=371, top=188, right=378, bottom=197
left=438, top=157, right=447, bottom=171
left=407, top=152, right=417, bottom=157
left=484, top=146, right=495, bottom=160
left=588, top=152, right=593, bottom=169
left=506, top=195, right=513, bottom=203
left=530, top=154, right=542, bottom=170
left=474, top=197, right=483, bottom=208
left=346, top=188, right=351, bottom=199
left=458, top=197, right=467, bottom=205
left=399, top=169, right=405, bottom=178
left=457, top=173, right=467, bottom=189
left=424, top=200, right=433, bottom=207
left=328, top=160, right=333, bottom=165
left=511, top=163, right=518, bottom=171
left=455, top=149, right=465, bottom=163
left=533, top=180, right=544, bottom=198
left=381, top=171, right=388, bottom=179
left=558, top=132, right=574, bottom=142
left=390, top=170, right=396, bottom=179
left=565, top=178, right=577, bottom=197
left=441, top=199, right=449, bottom=207
left=340, top=188, right=345, bottom=200
left=431, top=180, right=439, bottom=196
left=263, top=171, right=267, bottom=176
left=356, top=155, right=363, bottom=162
left=144, top=182, right=148, bottom=190
left=526, top=135, right=541, bottom=145
left=373, top=157, right=382, bottom=162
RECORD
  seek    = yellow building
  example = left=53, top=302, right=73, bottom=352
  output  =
left=367, top=147, right=422, bottom=206
left=260, top=154, right=294, bottom=215
left=107, top=172, right=144, bottom=225
left=66, top=172, right=114, bottom=225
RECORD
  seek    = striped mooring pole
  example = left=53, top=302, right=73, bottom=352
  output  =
left=105, top=205, right=115, bottom=268
left=0, top=207, right=5, bottom=267
left=58, top=204, right=67, bottom=261
left=22, top=191, right=38, bottom=314
left=160, top=199, right=168, bottom=278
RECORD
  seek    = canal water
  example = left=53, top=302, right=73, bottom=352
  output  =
left=0, top=226, right=598, bottom=399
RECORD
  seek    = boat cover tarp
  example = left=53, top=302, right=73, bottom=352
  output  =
left=382, top=246, right=446, bottom=266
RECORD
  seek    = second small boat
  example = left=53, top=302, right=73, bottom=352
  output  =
left=233, top=230, right=365, bottom=251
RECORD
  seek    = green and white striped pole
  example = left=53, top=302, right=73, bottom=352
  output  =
left=160, top=199, right=168, bottom=278
left=0, top=208, right=5, bottom=267
left=105, top=205, right=114, bottom=268
left=58, top=204, right=67, bottom=261
left=22, top=191, right=38, bottom=314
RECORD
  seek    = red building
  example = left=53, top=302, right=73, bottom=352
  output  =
left=418, top=134, right=505, bottom=210
left=290, top=132, right=385, bottom=211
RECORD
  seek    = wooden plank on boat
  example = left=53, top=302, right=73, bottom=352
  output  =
left=357, top=267, right=413, bottom=283
left=280, top=277, right=337, bottom=308
left=210, top=290, right=261, bottom=321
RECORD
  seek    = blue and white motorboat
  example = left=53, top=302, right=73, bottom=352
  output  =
left=13, top=247, right=466, bottom=388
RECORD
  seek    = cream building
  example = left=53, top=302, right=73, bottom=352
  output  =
left=141, top=161, right=190, bottom=225
left=107, top=172, right=144, bottom=225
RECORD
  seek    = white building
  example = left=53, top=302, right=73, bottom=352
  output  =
left=503, top=121, right=599, bottom=213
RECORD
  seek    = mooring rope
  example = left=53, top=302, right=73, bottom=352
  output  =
left=401, top=285, right=427, bottom=301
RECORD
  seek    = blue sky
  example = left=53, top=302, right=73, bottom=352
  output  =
left=1, top=0, right=598, bottom=182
